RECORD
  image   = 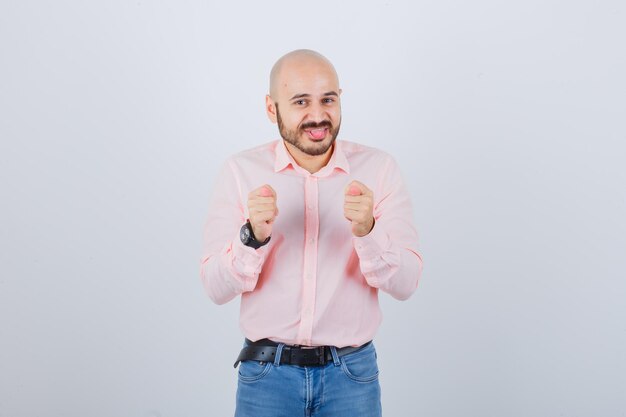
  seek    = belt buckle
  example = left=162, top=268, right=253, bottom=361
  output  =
left=311, top=346, right=326, bottom=366
left=304, top=346, right=325, bottom=366
left=316, top=346, right=326, bottom=365
left=289, top=345, right=328, bottom=366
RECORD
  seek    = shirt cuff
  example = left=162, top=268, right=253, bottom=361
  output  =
left=352, top=221, right=390, bottom=260
left=230, top=231, right=268, bottom=290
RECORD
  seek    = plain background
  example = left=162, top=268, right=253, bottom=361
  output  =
left=1, top=0, right=625, bottom=416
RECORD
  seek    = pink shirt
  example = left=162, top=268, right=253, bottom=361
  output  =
left=200, top=139, right=423, bottom=348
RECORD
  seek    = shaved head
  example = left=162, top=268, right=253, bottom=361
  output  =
left=269, top=49, right=339, bottom=100
left=264, top=49, right=342, bottom=172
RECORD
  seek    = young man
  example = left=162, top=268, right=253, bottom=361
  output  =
left=200, top=49, right=423, bottom=417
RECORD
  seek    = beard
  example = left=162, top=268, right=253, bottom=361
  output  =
left=276, top=104, right=341, bottom=156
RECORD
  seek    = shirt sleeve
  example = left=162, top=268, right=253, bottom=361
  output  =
left=353, top=154, right=423, bottom=300
left=199, top=159, right=268, bottom=305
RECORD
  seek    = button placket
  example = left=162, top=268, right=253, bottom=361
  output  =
left=297, top=175, right=319, bottom=345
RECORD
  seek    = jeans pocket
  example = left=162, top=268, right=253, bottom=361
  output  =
left=339, top=344, right=380, bottom=383
left=237, top=360, right=273, bottom=382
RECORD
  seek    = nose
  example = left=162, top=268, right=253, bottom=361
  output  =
left=307, top=101, right=329, bottom=124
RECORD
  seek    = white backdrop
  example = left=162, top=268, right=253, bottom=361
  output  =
left=1, top=1, right=625, bottom=416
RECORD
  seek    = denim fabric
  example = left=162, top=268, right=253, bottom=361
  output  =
left=235, top=340, right=382, bottom=417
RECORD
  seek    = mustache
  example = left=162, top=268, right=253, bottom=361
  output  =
left=300, top=120, right=332, bottom=130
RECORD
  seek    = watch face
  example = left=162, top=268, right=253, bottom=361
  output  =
left=240, top=225, right=250, bottom=243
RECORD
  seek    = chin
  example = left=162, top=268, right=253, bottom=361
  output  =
left=302, top=139, right=334, bottom=156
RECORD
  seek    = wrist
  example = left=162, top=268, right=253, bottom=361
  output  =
left=353, top=218, right=375, bottom=237
left=240, top=221, right=271, bottom=249
left=250, top=223, right=269, bottom=243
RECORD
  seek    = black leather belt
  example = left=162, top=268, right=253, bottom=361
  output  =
left=234, top=338, right=371, bottom=368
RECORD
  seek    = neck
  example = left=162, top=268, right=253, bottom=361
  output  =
left=284, top=141, right=334, bottom=174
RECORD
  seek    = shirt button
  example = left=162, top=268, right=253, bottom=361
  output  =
left=308, top=204, right=314, bottom=210
left=308, top=238, right=315, bottom=244
left=306, top=273, right=312, bottom=280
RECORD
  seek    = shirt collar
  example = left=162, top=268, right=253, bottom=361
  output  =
left=274, top=139, right=350, bottom=176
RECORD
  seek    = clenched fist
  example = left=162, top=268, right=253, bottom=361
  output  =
left=247, top=184, right=278, bottom=242
left=344, top=180, right=375, bottom=237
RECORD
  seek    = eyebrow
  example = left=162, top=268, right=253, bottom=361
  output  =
left=290, top=91, right=339, bottom=100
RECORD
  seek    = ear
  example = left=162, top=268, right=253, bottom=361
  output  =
left=339, top=88, right=343, bottom=96
left=265, top=95, right=277, bottom=124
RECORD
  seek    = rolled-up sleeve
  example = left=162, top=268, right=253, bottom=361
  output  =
left=353, top=155, right=423, bottom=300
left=200, top=160, right=267, bottom=305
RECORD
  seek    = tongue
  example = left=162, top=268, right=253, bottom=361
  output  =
left=309, top=128, right=326, bottom=139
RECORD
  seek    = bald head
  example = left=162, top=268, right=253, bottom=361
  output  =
left=269, top=49, right=340, bottom=100
left=264, top=49, right=342, bottom=166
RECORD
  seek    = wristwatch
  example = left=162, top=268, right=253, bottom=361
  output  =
left=240, top=221, right=271, bottom=249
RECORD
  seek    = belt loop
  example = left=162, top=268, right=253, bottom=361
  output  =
left=273, top=343, right=285, bottom=367
left=329, top=346, right=341, bottom=366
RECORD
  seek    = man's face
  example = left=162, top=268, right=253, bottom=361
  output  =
left=269, top=59, right=342, bottom=157
left=276, top=103, right=341, bottom=157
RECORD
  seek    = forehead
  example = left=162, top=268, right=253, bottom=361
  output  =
left=276, top=60, right=339, bottom=99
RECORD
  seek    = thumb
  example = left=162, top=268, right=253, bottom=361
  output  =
left=260, top=186, right=272, bottom=197
left=348, top=184, right=362, bottom=196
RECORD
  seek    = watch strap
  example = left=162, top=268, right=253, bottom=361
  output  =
left=241, top=221, right=271, bottom=249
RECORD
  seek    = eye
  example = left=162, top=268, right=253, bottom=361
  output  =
left=294, top=99, right=307, bottom=106
left=323, top=98, right=335, bottom=104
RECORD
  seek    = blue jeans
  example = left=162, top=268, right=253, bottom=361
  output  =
left=235, top=340, right=382, bottom=417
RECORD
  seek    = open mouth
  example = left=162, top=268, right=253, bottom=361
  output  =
left=304, top=128, right=328, bottom=141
